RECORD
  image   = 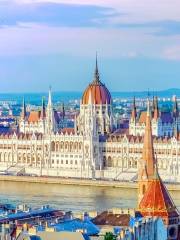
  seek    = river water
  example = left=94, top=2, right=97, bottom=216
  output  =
left=0, top=181, right=180, bottom=213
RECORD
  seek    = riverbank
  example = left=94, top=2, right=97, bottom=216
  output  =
left=0, top=175, right=180, bottom=191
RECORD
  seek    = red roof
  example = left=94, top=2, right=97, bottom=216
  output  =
left=60, top=128, right=75, bottom=135
left=28, top=111, right=41, bottom=123
left=82, top=81, right=111, bottom=105
left=139, top=176, right=179, bottom=220
left=139, top=111, right=147, bottom=124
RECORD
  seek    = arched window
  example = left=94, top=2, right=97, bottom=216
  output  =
left=108, top=156, right=112, bottom=167
left=142, top=184, right=146, bottom=194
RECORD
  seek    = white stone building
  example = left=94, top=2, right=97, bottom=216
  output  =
left=129, top=96, right=180, bottom=137
left=0, top=59, right=180, bottom=182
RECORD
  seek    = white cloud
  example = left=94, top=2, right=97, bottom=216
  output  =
left=1, top=0, right=180, bottom=61
left=0, top=22, right=179, bottom=60
left=12, top=0, right=180, bottom=24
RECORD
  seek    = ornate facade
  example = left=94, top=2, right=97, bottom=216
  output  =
left=129, top=96, right=180, bottom=137
left=19, top=88, right=59, bottom=135
left=0, top=59, right=180, bottom=182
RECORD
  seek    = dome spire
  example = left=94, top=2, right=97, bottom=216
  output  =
left=93, top=52, right=100, bottom=84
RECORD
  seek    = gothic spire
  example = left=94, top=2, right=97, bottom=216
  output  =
left=41, top=97, right=46, bottom=119
left=47, top=86, right=52, bottom=107
left=142, top=98, right=155, bottom=178
left=62, top=102, right=65, bottom=120
left=93, top=53, right=100, bottom=84
left=131, top=96, right=137, bottom=120
left=21, top=98, right=26, bottom=119
left=153, top=96, right=159, bottom=120
left=152, top=96, right=155, bottom=111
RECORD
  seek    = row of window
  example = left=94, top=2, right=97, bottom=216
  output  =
left=51, top=159, right=78, bottom=165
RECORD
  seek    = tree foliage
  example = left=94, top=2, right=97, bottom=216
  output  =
left=104, top=232, right=116, bottom=240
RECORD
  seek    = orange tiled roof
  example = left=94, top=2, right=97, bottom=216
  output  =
left=60, top=128, right=75, bottom=135
left=139, top=176, right=179, bottom=219
left=82, top=81, right=111, bottom=105
left=139, top=111, right=147, bottom=124
left=28, top=111, right=41, bottom=123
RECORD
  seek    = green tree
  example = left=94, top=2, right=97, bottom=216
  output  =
left=104, top=232, right=116, bottom=240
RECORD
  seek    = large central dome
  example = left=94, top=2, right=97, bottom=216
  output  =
left=82, top=58, right=112, bottom=105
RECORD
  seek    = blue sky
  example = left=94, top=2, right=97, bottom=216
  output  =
left=1, top=0, right=180, bottom=92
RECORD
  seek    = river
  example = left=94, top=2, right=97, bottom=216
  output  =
left=0, top=181, right=180, bottom=213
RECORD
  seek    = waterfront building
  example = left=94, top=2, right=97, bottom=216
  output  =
left=129, top=96, right=180, bottom=137
left=137, top=99, right=180, bottom=240
left=0, top=58, right=180, bottom=182
left=19, top=89, right=59, bottom=135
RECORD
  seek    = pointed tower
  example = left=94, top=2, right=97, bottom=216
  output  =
left=40, top=97, right=46, bottom=120
left=152, top=95, right=155, bottom=112
left=46, top=87, right=56, bottom=134
left=21, top=98, right=27, bottom=120
left=153, top=96, right=159, bottom=120
left=93, top=52, right=100, bottom=84
left=131, top=96, right=137, bottom=121
left=138, top=98, right=155, bottom=204
left=137, top=100, right=180, bottom=238
left=62, top=102, right=65, bottom=120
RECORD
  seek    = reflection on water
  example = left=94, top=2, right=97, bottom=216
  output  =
left=0, top=181, right=180, bottom=212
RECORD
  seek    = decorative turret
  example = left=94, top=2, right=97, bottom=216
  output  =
left=46, top=86, right=56, bottom=134
left=40, top=97, right=46, bottom=119
left=152, top=96, right=155, bottom=111
left=131, top=97, right=137, bottom=120
left=62, top=102, right=65, bottom=120
left=21, top=98, right=26, bottom=120
left=153, top=96, right=159, bottom=120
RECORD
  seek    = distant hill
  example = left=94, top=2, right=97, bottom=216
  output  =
left=0, top=89, right=180, bottom=105
left=112, top=88, right=180, bottom=98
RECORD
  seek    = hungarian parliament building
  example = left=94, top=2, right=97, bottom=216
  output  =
left=0, top=60, right=180, bottom=182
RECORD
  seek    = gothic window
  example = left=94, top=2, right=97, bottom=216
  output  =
left=56, top=142, right=60, bottom=152
left=60, top=142, right=64, bottom=151
left=108, top=156, right=112, bottom=167
left=70, top=142, right=73, bottom=152
left=79, top=142, right=82, bottom=151
left=142, top=185, right=146, bottom=194
left=103, top=156, right=106, bottom=167
left=65, top=142, right=69, bottom=151
left=51, top=141, right=55, bottom=151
